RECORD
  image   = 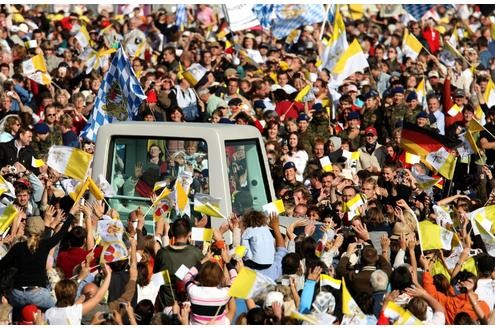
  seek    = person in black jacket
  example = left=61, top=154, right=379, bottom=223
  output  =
left=0, top=126, right=35, bottom=173
left=0, top=202, right=79, bottom=309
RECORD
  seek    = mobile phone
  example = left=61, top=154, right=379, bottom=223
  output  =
left=469, top=249, right=480, bottom=256
left=119, top=302, right=126, bottom=309
left=281, top=278, right=290, bottom=286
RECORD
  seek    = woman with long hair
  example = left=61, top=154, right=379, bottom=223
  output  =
left=0, top=203, right=80, bottom=309
left=263, top=120, right=283, bottom=144
left=283, top=132, right=308, bottom=182
left=0, top=115, right=21, bottom=142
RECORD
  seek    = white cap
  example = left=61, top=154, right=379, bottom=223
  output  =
left=304, top=25, right=314, bottom=33
left=18, top=23, right=29, bottom=34
left=264, top=291, right=284, bottom=308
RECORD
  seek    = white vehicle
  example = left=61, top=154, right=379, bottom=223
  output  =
left=92, top=122, right=276, bottom=231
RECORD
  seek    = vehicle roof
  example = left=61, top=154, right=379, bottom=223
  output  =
left=96, top=122, right=261, bottom=141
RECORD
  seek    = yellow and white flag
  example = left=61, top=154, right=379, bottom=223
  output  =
left=485, top=77, right=495, bottom=108
left=332, top=39, right=369, bottom=83
left=229, top=245, right=248, bottom=258
left=341, top=277, right=367, bottom=324
left=383, top=301, right=423, bottom=325
left=402, top=29, right=423, bottom=60
left=88, top=177, right=104, bottom=201
left=319, top=156, right=333, bottom=172
left=31, top=157, right=44, bottom=168
left=22, top=54, right=47, bottom=75
left=418, top=220, right=453, bottom=251
left=228, top=267, right=275, bottom=299
left=182, top=63, right=207, bottom=86
left=447, top=104, right=462, bottom=117
left=344, top=194, right=365, bottom=213
left=405, top=152, right=421, bottom=165
left=69, top=178, right=90, bottom=203
left=426, top=147, right=457, bottom=180
left=290, top=311, right=319, bottom=325
left=322, top=7, right=348, bottom=72
left=153, top=180, right=168, bottom=193
left=75, top=24, right=91, bottom=48
left=468, top=205, right=495, bottom=236
left=154, top=187, right=172, bottom=205
left=0, top=204, right=18, bottom=233
left=191, top=227, right=213, bottom=242
left=47, top=145, right=93, bottom=181
left=320, top=274, right=341, bottom=289
left=262, top=199, right=285, bottom=215
left=27, top=71, right=51, bottom=85
left=416, top=78, right=426, bottom=108
left=472, top=216, right=495, bottom=257
left=0, top=175, right=13, bottom=198
left=194, top=193, right=224, bottom=218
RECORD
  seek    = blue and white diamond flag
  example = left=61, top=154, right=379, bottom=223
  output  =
left=80, top=46, right=146, bottom=142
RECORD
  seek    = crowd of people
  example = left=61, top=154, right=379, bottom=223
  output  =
left=0, top=3, right=495, bottom=325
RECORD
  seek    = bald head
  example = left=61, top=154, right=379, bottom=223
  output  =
left=82, top=282, right=98, bottom=299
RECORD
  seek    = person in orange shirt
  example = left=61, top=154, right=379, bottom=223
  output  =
left=421, top=257, right=490, bottom=324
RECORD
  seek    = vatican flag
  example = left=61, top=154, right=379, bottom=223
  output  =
left=332, top=39, right=369, bottom=83
left=47, top=145, right=92, bottom=181
left=402, top=29, right=423, bottom=60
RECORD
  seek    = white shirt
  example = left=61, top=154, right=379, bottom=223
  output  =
left=137, top=272, right=164, bottom=305
left=431, top=110, right=445, bottom=135
left=45, top=303, right=83, bottom=325
left=475, top=278, right=495, bottom=310
left=287, top=150, right=308, bottom=182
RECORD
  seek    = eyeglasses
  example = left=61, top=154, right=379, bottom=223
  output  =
left=46, top=114, right=56, bottom=117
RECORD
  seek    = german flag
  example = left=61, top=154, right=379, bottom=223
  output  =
left=400, top=122, right=459, bottom=158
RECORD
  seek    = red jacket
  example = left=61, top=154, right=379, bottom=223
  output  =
left=422, top=27, right=441, bottom=54
left=57, top=246, right=102, bottom=279
left=275, top=100, right=304, bottom=121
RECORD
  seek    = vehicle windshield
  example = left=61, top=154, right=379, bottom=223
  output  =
left=107, top=136, right=208, bottom=227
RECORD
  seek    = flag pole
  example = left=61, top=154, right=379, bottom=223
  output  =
left=319, top=4, right=330, bottom=40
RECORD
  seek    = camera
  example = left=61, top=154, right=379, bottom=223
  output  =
left=6, top=91, right=14, bottom=97
left=356, top=244, right=364, bottom=250
left=119, top=302, right=126, bottom=310
left=459, top=286, right=467, bottom=294
left=7, top=165, right=17, bottom=175
left=103, top=313, right=113, bottom=320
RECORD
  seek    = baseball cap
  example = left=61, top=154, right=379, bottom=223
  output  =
left=365, top=127, right=377, bottom=136
left=428, top=70, right=439, bottom=78
left=454, top=89, right=465, bottom=98
left=297, top=113, right=309, bottom=122
left=253, top=100, right=266, bottom=110
left=283, top=161, right=296, bottom=171
left=21, top=304, right=38, bottom=324
left=33, top=123, right=49, bottom=134
left=347, top=84, right=358, bottom=93
left=406, top=91, right=417, bottom=102
left=392, top=86, right=405, bottom=95
left=361, top=90, right=378, bottom=101
left=312, top=103, right=324, bottom=112
left=347, top=111, right=360, bottom=120
left=417, top=111, right=428, bottom=119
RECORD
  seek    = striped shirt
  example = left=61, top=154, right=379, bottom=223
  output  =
left=184, top=265, right=236, bottom=325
